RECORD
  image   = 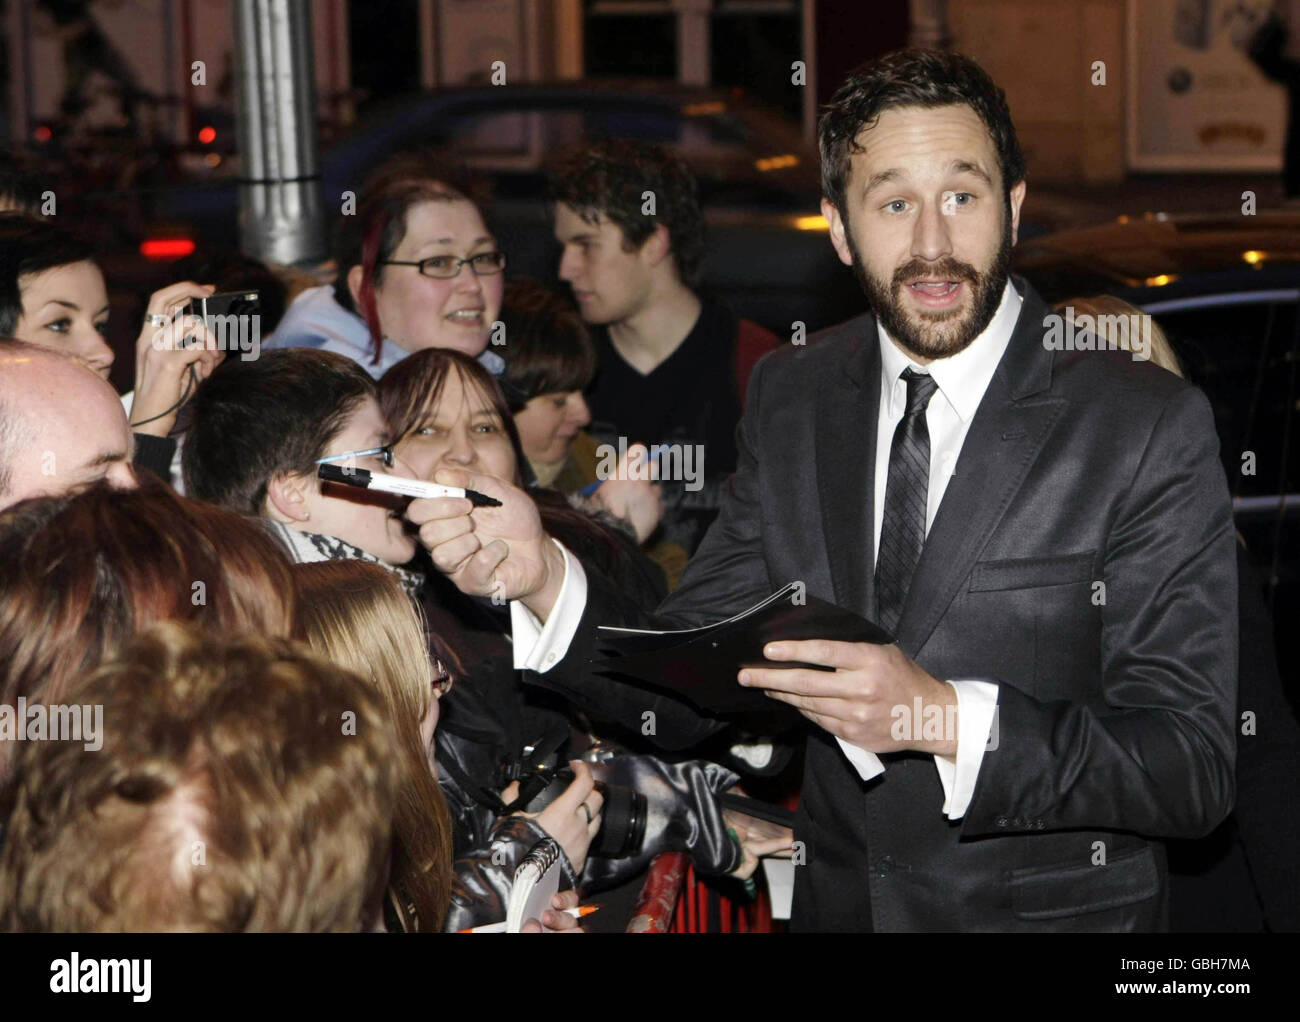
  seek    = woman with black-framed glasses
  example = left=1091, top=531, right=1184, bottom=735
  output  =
left=266, top=151, right=508, bottom=382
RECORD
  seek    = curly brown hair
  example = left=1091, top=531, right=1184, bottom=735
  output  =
left=818, top=49, right=1025, bottom=216
left=547, top=139, right=707, bottom=288
left=0, top=621, right=399, bottom=932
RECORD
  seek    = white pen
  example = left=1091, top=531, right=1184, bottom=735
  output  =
left=318, top=463, right=502, bottom=507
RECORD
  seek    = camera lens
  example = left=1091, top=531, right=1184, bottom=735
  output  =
left=520, top=768, right=647, bottom=859
left=590, top=781, right=647, bottom=859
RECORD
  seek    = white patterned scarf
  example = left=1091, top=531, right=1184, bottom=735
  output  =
left=264, top=519, right=424, bottom=597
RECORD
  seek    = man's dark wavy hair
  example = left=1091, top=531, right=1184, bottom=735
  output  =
left=818, top=49, right=1025, bottom=215
left=547, top=140, right=707, bottom=288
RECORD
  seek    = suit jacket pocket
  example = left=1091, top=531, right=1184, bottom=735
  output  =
left=969, top=551, right=1096, bottom=593
left=1008, top=845, right=1160, bottom=920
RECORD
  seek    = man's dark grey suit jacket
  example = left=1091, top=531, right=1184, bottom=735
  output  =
left=529, top=277, right=1239, bottom=931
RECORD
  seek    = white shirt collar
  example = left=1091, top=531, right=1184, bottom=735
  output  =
left=878, top=280, right=1023, bottom=423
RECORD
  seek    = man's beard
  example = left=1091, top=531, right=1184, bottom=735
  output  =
left=847, top=209, right=1013, bottom=361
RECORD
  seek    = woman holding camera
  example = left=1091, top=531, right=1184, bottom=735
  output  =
left=0, top=215, right=225, bottom=481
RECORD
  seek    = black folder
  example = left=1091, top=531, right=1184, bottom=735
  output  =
left=590, top=583, right=892, bottom=715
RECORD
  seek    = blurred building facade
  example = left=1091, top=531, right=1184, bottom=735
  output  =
left=3, top=0, right=1284, bottom=186
left=949, top=0, right=1127, bottom=185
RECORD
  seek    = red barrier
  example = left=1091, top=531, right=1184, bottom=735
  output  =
left=627, top=852, right=689, bottom=932
left=626, top=773, right=801, bottom=932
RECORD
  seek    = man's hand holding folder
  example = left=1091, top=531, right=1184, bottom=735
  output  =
left=414, top=472, right=963, bottom=758
left=740, top=638, right=959, bottom=757
left=595, top=583, right=960, bottom=757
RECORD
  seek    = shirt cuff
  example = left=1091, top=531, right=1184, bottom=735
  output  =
left=510, top=540, right=587, bottom=673
left=933, top=679, right=1000, bottom=820
left=834, top=737, right=885, bottom=782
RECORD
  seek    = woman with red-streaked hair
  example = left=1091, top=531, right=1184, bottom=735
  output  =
left=266, top=150, right=506, bottom=380
left=0, top=473, right=296, bottom=783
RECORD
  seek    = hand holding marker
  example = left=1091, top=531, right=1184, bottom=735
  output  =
left=318, top=463, right=503, bottom=507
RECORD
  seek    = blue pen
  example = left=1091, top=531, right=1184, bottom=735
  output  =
left=579, top=446, right=664, bottom=498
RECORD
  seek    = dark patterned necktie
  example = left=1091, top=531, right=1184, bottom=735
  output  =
left=874, top=368, right=938, bottom=633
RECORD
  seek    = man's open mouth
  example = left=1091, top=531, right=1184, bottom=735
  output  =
left=908, top=280, right=961, bottom=297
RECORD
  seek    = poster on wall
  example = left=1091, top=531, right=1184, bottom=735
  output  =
left=1127, top=0, right=1288, bottom=170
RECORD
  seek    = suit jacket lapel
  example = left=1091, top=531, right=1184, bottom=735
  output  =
left=816, top=315, right=880, bottom=618
left=894, top=280, right=1067, bottom=655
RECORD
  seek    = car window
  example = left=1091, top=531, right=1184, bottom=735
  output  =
left=394, top=102, right=807, bottom=211
left=432, top=105, right=722, bottom=162
left=1155, top=300, right=1299, bottom=501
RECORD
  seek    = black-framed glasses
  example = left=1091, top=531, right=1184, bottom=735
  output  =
left=316, top=444, right=395, bottom=469
left=381, top=251, right=507, bottom=279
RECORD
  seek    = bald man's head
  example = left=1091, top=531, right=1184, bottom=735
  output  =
left=0, top=338, right=135, bottom=509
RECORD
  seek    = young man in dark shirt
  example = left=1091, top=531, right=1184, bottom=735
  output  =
left=548, top=141, right=776, bottom=559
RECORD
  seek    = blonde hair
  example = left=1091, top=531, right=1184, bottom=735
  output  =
left=292, top=561, right=453, bottom=931
left=1054, top=295, right=1184, bottom=378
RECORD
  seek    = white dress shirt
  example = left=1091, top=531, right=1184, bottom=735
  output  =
left=833, top=280, right=1021, bottom=817
left=512, top=281, right=1023, bottom=821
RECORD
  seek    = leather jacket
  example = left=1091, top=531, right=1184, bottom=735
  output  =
left=438, top=722, right=744, bottom=931
left=444, top=815, right=579, bottom=932
left=419, top=545, right=743, bottom=932
left=432, top=633, right=744, bottom=930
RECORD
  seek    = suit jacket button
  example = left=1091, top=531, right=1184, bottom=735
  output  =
left=875, top=856, right=893, bottom=877
left=996, top=816, right=1009, bottom=827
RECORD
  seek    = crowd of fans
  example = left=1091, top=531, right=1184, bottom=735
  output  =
left=0, top=119, right=1296, bottom=932
left=0, top=140, right=788, bottom=932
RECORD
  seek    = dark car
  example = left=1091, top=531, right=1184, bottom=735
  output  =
left=143, top=82, right=860, bottom=336
left=1015, top=212, right=1300, bottom=700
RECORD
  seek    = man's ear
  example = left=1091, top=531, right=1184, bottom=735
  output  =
left=264, top=470, right=314, bottom=524
left=1007, top=179, right=1027, bottom=247
left=822, top=198, right=853, bottom=267
left=641, top=223, right=673, bottom=269
left=346, top=264, right=365, bottom=309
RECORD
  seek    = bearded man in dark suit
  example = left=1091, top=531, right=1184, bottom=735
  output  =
left=410, top=49, right=1239, bottom=932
